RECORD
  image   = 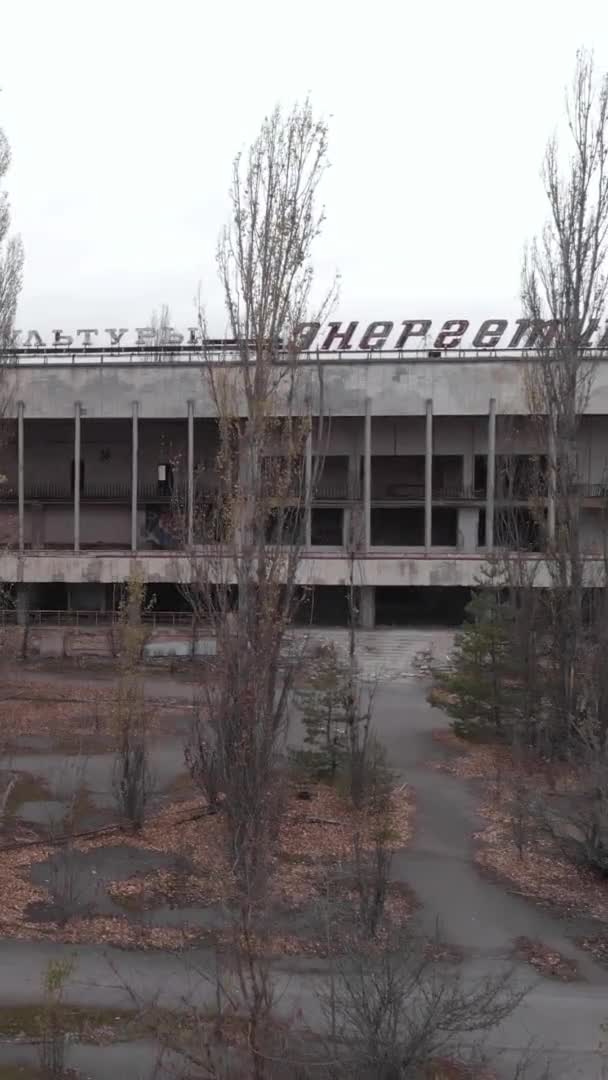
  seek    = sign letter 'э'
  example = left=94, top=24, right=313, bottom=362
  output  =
left=472, top=320, right=508, bottom=348
left=433, top=319, right=469, bottom=349
left=394, top=320, right=432, bottom=349
left=293, top=322, right=321, bottom=350
left=360, top=321, right=394, bottom=350
left=321, top=321, right=359, bottom=350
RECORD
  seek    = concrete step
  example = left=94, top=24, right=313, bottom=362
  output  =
left=288, top=627, right=456, bottom=682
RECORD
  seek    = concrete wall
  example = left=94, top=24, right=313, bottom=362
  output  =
left=0, top=357, right=584, bottom=419
left=0, top=550, right=603, bottom=589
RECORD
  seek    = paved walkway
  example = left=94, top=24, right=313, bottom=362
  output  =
left=0, top=675, right=606, bottom=1077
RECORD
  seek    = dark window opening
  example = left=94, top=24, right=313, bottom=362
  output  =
left=474, top=455, right=487, bottom=495
left=311, top=508, right=343, bottom=545
left=432, top=456, right=463, bottom=496
left=371, top=507, right=424, bottom=545
left=293, top=585, right=350, bottom=627
left=314, top=456, right=350, bottom=499
left=495, top=508, right=544, bottom=550
left=432, top=508, right=458, bottom=546
left=496, top=455, right=548, bottom=498
left=478, top=507, right=544, bottom=550
left=475, top=454, right=548, bottom=499
left=375, top=586, right=471, bottom=627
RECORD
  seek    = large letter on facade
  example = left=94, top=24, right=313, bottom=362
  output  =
left=320, top=321, right=358, bottom=350
left=105, top=328, right=128, bottom=346
left=359, top=321, right=394, bottom=350
left=433, top=319, right=469, bottom=349
left=77, top=329, right=99, bottom=346
left=293, top=322, right=320, bottom=350
left=508, top=319, right=558, bottom=348
left=23, top=331, right=45, bottom=348
left=53, top=330, right=74, bottom=347
left=472, top=319, right=508, bottom=348
left=394, top=320, right=432, bottom=349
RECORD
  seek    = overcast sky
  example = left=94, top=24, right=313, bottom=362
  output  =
left=1, top=0, right=608, bottom=340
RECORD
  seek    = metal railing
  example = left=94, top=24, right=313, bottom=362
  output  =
left=0, top=608, right=200, bottom=628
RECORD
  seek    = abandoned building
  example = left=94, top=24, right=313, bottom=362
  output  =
left=1, top=339, right=608, bottom=627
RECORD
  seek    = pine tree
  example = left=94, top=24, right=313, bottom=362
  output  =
left=433, top=565, right=511, bottom=740
left=293, top=643, right=350, bottom=779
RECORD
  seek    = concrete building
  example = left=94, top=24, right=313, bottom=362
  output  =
left=2, top=343, right=608, bottom=627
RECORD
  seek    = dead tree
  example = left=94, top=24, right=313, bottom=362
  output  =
left=174, top=101, right=336, bottom=1078
left=183, top=101, right=334, bottom=895
left=0, top=119, right=23, bottom=560
left=522, top=48, right=608, bottom=756
left=0, top=121, right=23, bottom=354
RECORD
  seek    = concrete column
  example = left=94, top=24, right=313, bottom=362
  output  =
left=187, top=400, right=194, bottom=546
left=344, top=448, right=360, bottom=549
left=425, top=398, right=433, bottom=551
left=16, top=584, right=29, bottom=627
left=486, top=398, right=496, bottom=550
left=73, top=402, right=81, bottom=553
left=364, top=397, right=372, bottom=550
left=458, top=507, right=480, bottom=552
left=131, top=402, right=139, bottom=553
left=359, top=585, right=375, bottom=629
left=547, top=420, right=556, bottom=541
left=463, top=422, right=474, bottom=494
left=304, top=426, right=312, bottom=548
left=17, top=401, right=24, bottom=554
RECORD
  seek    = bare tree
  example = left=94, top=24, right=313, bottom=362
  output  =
left=522, top=48, right=608, bottom=755
left=111, top=568, right=152, bottom=831
left=0, top=119, right=23, bottom=353
left=175, top=100, right=336, bottom=1078
left=317, top=926, right=527, bottom=1079
left=0, top=116, right=23, bottom=561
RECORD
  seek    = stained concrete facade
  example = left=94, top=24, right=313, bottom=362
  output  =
left=3, top=350, right=608, bottom=625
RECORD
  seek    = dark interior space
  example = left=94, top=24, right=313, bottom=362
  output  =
left=474, top=455, right=487, bottom=495
left=371, top=507, right=424, bottom=545
left=496, top=454, right=548, bottom=498
left=143, top=583, right=192, bottom=612
left=475, top=454, right=548, bottom=499
left=433, top=456, right=463, bottom=495
left=369, top=455, right=463, bottom=499
left=293, top=586, right=350, bottom=626
left=494, top=508, right=544, bottom=550
left=311, top=508, right=343, bottom=545
left=432, top=508, right=458, bottom=546
left=371, top=456, right=424, bottom=499
left=34, top=582, right=70, bottom=610
left=478, top=508, right=544, bottom=550
left=314, top=456, right=350, bottom=499
left=371, top=508, right=458, bottom=546
left=375, top=586, right=472, bottom=626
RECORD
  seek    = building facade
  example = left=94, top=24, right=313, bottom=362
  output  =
left=2, top=345, right=608, bottom=626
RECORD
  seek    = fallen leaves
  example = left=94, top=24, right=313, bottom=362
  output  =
left=513, top=936, right=580, bottom=981
left=434, top=731, right=608, bottom=924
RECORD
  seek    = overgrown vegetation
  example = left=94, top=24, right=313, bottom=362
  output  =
left=429, top=50, right=608, bottom=885
left=111, top=569, right=152, bottom=831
